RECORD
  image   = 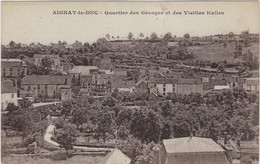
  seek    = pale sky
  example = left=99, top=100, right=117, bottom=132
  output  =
left=1, top=2, right=259, bottom=45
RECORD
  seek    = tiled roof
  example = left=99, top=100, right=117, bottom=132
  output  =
left=178, top=78, right=202, bottom=84
left=21, top=75, right=72, bottom=85
left=98, top=148, right=131, bottom=164
left=163, top=137, right=224, bottom=154
left=112, top=77, right=135, bottom=89
left=150, top=78, right=202, bottom=84
left=69, top=66, right=98, bottom=75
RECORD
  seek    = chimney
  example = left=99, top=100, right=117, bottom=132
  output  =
left=153, top=146, right=161, bottom=164
left=224, top=132, right=227, bottom=144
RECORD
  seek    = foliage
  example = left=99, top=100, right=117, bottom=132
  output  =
left=150, top=33, right=158, bottom=40
left=128, top=32, right=133, bottom=40
left=118, top=136, right=153, bottom=164
left=20, top=98, right=32, bottom=109
left=130, top=109, right=162, bottom=143
left=71, top=108, right=89, bottom=129
left=56, top=123, right=77, bottom=156
left=102, top=97, right=116, bottom=107
left=6, top=103, right=19, bottom=113
left=94, top=109, right=115, bottom=143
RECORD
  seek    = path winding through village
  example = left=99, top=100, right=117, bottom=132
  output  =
left=44, top=124, right=113, bottom=152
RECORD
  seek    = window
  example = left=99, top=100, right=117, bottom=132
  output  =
left=163, top=88, right=166, bottom=91
left=11, top=94, right=14, bottom=98
left=88, top=83, right=91, bottom=86
left=28, top=86, right=31, bottom=91
left=65, top=78, right=67, bottom=84
left=163, top=84, right=166, bottom=87
left=37, top=85, right=40, bottom=90
left=45, top=85, right=47, bottom=90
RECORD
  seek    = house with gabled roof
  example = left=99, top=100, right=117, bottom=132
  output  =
left=99, top=148, right=131, bottom=164
left=158, top=137, right=229, bottom=164
left=149, top=78, right=204, bottom=96
left=20, top=75, right=72, bottom=101
left=1, top=58, right=28, bottom=79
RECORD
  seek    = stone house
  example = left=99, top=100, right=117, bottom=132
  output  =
left=92, top=70, right=113, bottom=92
left=1, top=59, right=28, bottom=79
left=155, top=137, right=229, bottom=164
left=20, top=75, right=72, bottom=101
left=149, top=78, right=204, bottom=96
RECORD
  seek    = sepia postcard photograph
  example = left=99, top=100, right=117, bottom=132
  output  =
left=0, top=1, right=259, bottom=164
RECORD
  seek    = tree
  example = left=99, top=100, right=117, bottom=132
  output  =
left=41, top=57, right=54, bottom=68
left=234, top=42, right=243, bottom=59
left=161, top=124, right=171, bottom=140
left=61, top=100, right=73, bottom=118
left=150, top=33, right=158, bottom=40
left=71, top=108, right=88, bottom=130
left=118, top=136, right=153, bottom=164
left=210, top=62, right=219, bottom=68
left=128, top=32, right=133, bottom=40
left=163, top=32, right=172, bottom=41
left=6, top=103, right=19, bottom=113
left=242, top=50, right=259, bottom=70
left=184, top=33, right=190, bottom=39
left=94, top=110, right=115, bottom=143
left=139, top=33, right=144, bottom=38
left=56, top=123, right=77, bottom=157
left=130, top=109, right=162, bottom=143
left=106, top=34, right=111, bottom=41
left=9, top=41, right=17, bottom=49
left=102, top=97, right=116, bottom=107
left=20, top=98, right=32, bottom=109
left=161, top=101, right=171, bottom=117
left=228, top=32, right=234, bottom=38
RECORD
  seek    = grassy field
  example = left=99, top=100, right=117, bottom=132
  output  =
left=188, top=42, right=259, bottom=62
left=2, top=155, right=103, bottom=164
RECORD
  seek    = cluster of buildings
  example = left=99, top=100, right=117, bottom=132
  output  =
left=1, top=54, right=259, bottom=110
left=98, top=134, right=234, bottom=164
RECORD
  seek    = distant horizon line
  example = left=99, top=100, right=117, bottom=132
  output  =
left=2, top=31, right=258, bottom=46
